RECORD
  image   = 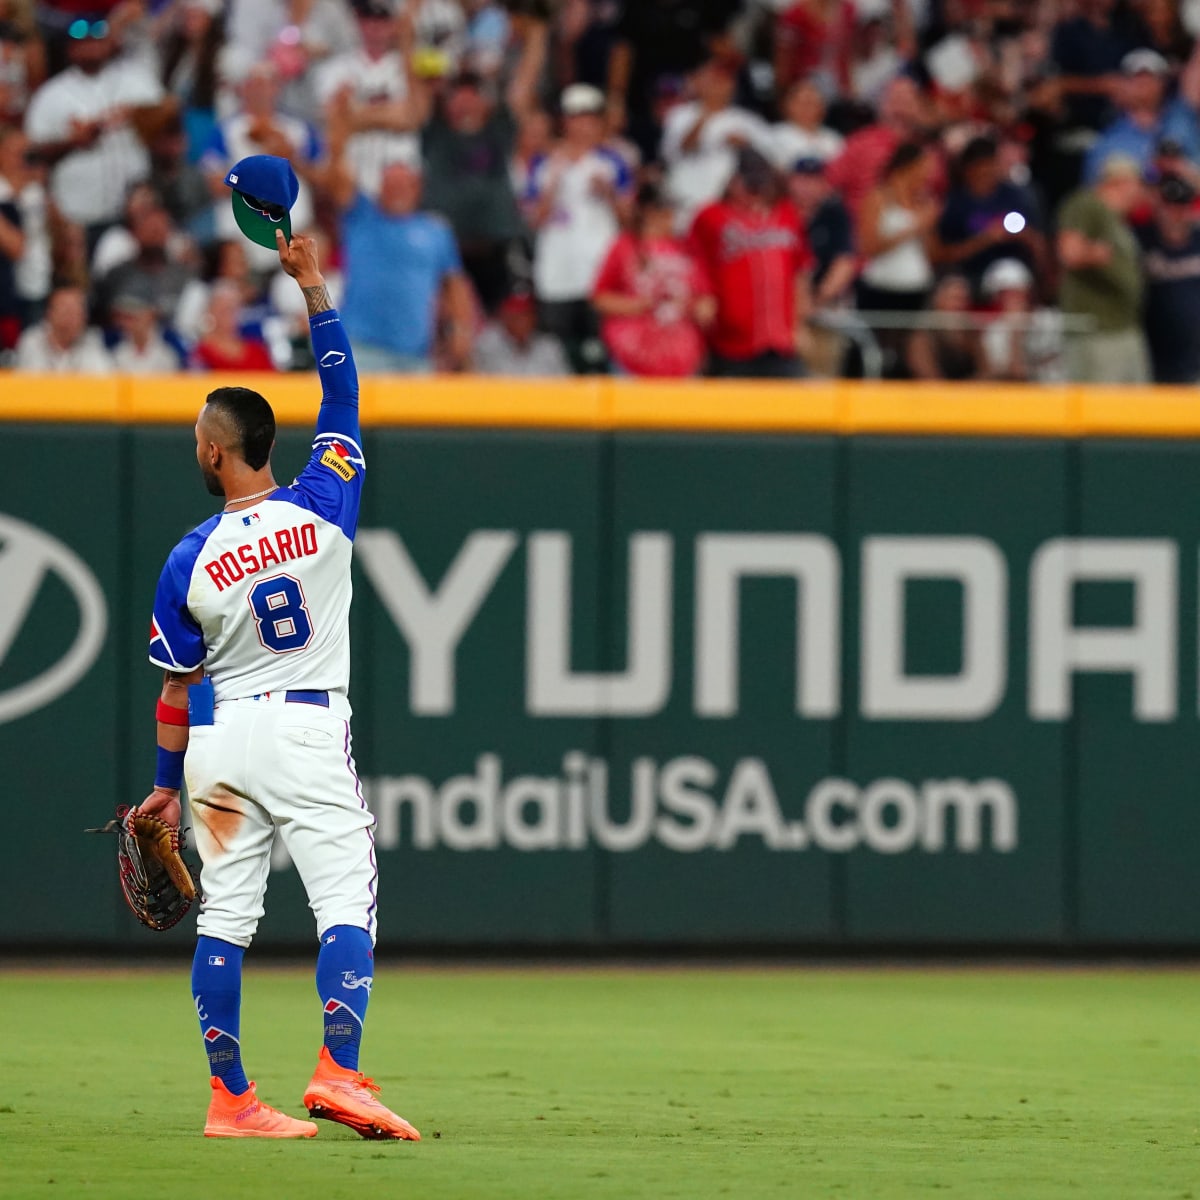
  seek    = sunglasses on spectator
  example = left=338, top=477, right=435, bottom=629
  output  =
left=67, top=18, right=109, bottom=40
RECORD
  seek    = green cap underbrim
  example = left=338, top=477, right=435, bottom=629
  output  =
left=231, top=190, right=292, bottom=249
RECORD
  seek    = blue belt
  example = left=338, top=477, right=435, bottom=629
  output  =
left=285, top=690, right=329, bottom=707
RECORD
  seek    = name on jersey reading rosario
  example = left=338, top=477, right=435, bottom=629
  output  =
left=204, top=522, right=320, bottom=592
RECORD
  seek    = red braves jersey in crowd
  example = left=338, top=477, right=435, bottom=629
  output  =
left=689, top=199, right=813, bottom=361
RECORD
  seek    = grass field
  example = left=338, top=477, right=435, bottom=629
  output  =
left=0, top=965, right=1198, bottom=1199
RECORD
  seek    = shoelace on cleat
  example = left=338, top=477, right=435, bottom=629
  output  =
left=355, top=1073, right=382, bottom=1096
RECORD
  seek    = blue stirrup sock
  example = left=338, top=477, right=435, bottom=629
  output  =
left=192, top=936, right=249, bottom=1096
left=316, top=924, right=374, bottom=1070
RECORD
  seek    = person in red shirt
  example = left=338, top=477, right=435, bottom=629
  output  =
left=773, top=0, right=856, bottom=96
left=688, top=146, right=814, bottom=378
left=193, top=280, right=276, bottom=372
left=593, top=182, right=715, bottom=377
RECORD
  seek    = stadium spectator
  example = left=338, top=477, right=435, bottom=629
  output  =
left=510, top=105, right=552, bottom=201
left=1137, top=173, right=1200, bottom=383
left=0, top=125, right=45, bottom=330
left=147, top=115, right=213, bottom=245
left=91, top=181, right=193, bottom=278
left=91, top=189, right=196, bottom=330
left=110, top=288, right=183, bottom=372
left=315, top=0, right=420, bottom=200
left=1083, top=49, right=1200, bottom=183
left=14, top=282, right=112, bottom=370
left=158, top=0, right=225, bottom=165
left=907, top=274, right=986, bottom=381
left=192, top=278, right=275, bottom=371
left=769, top=79, right=843, bottom=172
left=421, top=16, right=546, bottom=312
left=23, top=13, right=173, bottom=241
left=936, top=134, right=1046, bottom=294
left=0, top=0, right=46, bottom=125
left=474, top=290, right=569, bottom=376
left=772, top=0, right=855, bottom=97
left=593, top=181, right=714, bottom=378
left=660, top=53, right=772, bottom=231
left=200, top=62, right=323, bottom=272
left=847, top=3, right=912, bottom=106
left=1057, top=153, right=1148, bottom=384
left=525, top=82, right=632, bottom=371
left=857, top=142, right=936, bottom=315
left=0, top=130, right=20, bottom=350
left=605, top=0, right=740, bottom=162
left=788, top=157, right=856, bottom=308
left=689, top=147, right=812, bottom=378
left=327, top=138, right=473, bottom=373
left=979, top=257, right=1061, bottom=384
left=222, top=0, right=355, bottom=125
left=175, top=236, right=268, bottom=347
left=826, top=75, right=932, bottom=219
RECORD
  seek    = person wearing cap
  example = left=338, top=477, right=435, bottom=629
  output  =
left=524, top=81, right=633, bottom=370
left=1137, top=173, right=1200, bottom=383
left=325, top=131, right=473, bottom=373
left=979, top=258, right=1055, bottom=383
left=689, top=145, right=814, bottom=378
left=788, top=157, right=855, bottom=308
left=23, top=12, right=173, bottom=240
left=1083, top=48, right=1200, bottom=183
left=474, top=290, right=570, bottom=377
left=313, top=0, right=421, bottom=201
left=420, top=16, right=546, bottom=313
left=1056, top=152, right=1149, bottom=383
left=661, top=53, right=773, bottom=232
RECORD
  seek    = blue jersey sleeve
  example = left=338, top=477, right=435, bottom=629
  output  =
left=289, top=308, right=364, bottom=540
left=149, top=534, right=210, bottom=672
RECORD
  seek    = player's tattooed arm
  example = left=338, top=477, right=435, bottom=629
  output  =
left=302, top=282, right=334, bottom=317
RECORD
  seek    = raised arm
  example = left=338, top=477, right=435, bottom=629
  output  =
left=276, top=229, right=360, bottom=448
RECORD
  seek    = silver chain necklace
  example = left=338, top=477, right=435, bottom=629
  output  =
left=223, top=484, right=277, bottom=512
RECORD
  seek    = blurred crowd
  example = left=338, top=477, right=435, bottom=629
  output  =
left=2, top=0, right=1200, bottom=382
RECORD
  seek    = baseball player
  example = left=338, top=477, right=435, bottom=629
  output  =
left=137, top=229, right=419, bottom=1141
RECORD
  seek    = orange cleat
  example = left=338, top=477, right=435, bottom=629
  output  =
left=204, top=1077, right=319, bottom=1138
left=302, top=1046, right=421, bottom=1141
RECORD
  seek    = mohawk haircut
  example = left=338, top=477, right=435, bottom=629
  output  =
left=204, top=387, right=276, bottom=471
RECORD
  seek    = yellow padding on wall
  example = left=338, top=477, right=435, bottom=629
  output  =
left=2, top=373, right=1200, bottom=438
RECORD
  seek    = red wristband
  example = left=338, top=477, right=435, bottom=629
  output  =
left=156, top=699, right=189, bottom=726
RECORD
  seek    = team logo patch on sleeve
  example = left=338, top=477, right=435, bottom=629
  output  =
left=320, top=444, right=357, bottom=482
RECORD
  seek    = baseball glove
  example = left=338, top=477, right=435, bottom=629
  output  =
left=86, top=806, right=199, bottom=931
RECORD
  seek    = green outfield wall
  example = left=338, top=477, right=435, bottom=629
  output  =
left=3, top=414, right=1200, bottom=948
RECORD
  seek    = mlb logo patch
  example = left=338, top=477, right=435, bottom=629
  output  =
left=208, top=955, right=226, bottom=966
left=242, top=513, right=260, bottom=527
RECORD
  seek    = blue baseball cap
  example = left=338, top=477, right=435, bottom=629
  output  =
left=224, top=155, right=299, bottom=249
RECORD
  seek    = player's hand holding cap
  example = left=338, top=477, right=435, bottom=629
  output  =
left=224, top=154, right=300, bottom=249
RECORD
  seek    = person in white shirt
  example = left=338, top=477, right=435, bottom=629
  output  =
left=770, top=79, right=844, bottom=171
left=524, top=83, right=633, bottom=369
left=474, top=291, right=570, bottom=377
left=660, top=54, right=773, bottom=230
left=15, top=285, right=114, bottom=372
left=313, top=0, right=420, bottom=199
left=24, top=16, right=171, bottom=236
left=221, top=0, right=355, bottom=124
left=201, top=62, right=323, bottom=272
left=110, top=291, right=183, bottom=373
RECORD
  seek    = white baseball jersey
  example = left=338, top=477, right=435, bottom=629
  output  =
left=149, top=314, right=364, bottom=702
left=147, top=311, right=377, bottom=947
